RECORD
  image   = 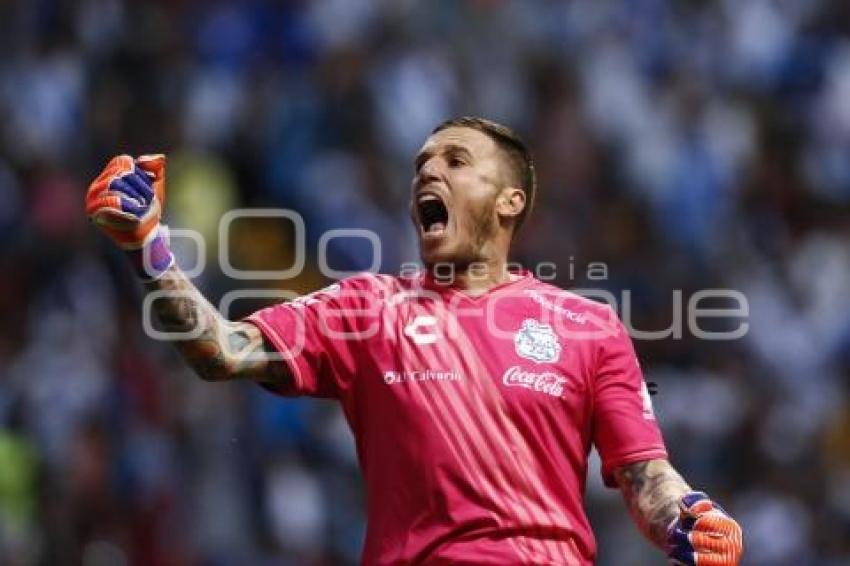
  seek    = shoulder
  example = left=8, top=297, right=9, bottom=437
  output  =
left=322, top=272, right=405, bottom=304
left=525, top=279, right=616, bottom=319
left=524, top=279, right=624, bottom=344
left=335, top=272, right=397, bottom=291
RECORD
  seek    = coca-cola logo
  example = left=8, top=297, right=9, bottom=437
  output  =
left=502, top=366, right=567, bottom=398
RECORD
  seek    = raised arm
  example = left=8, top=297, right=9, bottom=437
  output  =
left=85, top=154, right=291, bottom=386
left=613, top=459, right=743, bottom=565
left=145, top=264, right=292, bottom=385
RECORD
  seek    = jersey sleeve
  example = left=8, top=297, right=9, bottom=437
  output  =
left=244, top=274, right=381, bottom=398
left=591, top=307, right=668, bottom=487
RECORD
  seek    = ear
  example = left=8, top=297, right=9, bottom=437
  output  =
left=496, top=187, right=525, bottom=222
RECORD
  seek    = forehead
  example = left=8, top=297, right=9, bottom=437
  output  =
left=417, top=126, right=499, bottom=158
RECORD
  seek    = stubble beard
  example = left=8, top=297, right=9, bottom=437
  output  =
left=423, top=201, right=499, bottom=272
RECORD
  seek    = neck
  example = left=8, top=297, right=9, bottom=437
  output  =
left=427, top=256, right=514, bottom=297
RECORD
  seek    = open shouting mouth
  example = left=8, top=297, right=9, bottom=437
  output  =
left=417, top=192, right=450, bottom=239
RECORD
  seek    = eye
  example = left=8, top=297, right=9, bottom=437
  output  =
left=448, top=155, right=466, bottom=168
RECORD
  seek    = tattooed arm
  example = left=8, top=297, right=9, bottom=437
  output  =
left=145, top=265, right=293, bottom=386
left=84, top=155, right=290, bottom=386
left=612, top=458, right=691, bottom=548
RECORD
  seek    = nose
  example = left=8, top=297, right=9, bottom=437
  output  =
left=417, top=157, right=443, bottom=187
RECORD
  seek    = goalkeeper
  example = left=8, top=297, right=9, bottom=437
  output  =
left=86, top=118, right=743, bottom=565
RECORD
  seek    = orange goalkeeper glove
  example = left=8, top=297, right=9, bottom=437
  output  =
left=85, top=154, right=174, bottom=279
left=667, top=491, right=743, bottom=565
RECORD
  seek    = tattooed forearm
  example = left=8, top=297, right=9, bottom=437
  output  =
left=613, top=459, right=691, bottom=548
left=143, top=265, right=291, bottom=385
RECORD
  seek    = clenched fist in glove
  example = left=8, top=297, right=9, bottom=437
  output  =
left=667, top=492, right=743, bottom=565
left=86, top=154, right=174, bottom=279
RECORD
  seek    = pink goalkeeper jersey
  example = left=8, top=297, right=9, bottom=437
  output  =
left=247, top=270, right=667, bottom=565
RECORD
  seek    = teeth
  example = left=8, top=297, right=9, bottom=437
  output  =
left=417, top=193, right=448, bottom=235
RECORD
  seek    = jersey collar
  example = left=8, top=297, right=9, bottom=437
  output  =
left=417, top=267, right=535, bottom=302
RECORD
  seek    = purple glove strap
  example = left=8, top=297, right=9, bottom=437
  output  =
left=126, top=231, right=174, bottom=280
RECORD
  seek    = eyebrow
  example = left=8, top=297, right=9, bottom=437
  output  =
left=414, top=144, right=474, bottom=171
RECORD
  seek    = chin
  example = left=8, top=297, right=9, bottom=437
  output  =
left=419, top=249, right=450, bottom=268
left=420, top=240, right=475, bottom=271
left=419, top=242, right=453, bottom=267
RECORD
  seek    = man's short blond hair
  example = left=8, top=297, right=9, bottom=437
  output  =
left=433, top=116, right=537, bottom=233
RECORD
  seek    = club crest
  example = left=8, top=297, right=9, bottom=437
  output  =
left=514, top=319, right=561, bottom=364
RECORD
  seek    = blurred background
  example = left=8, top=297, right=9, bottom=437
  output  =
left=1, top=0, right=850, bottom=564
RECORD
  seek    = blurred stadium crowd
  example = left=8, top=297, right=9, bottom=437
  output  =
left=1, top=0, right=850, bottom=564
